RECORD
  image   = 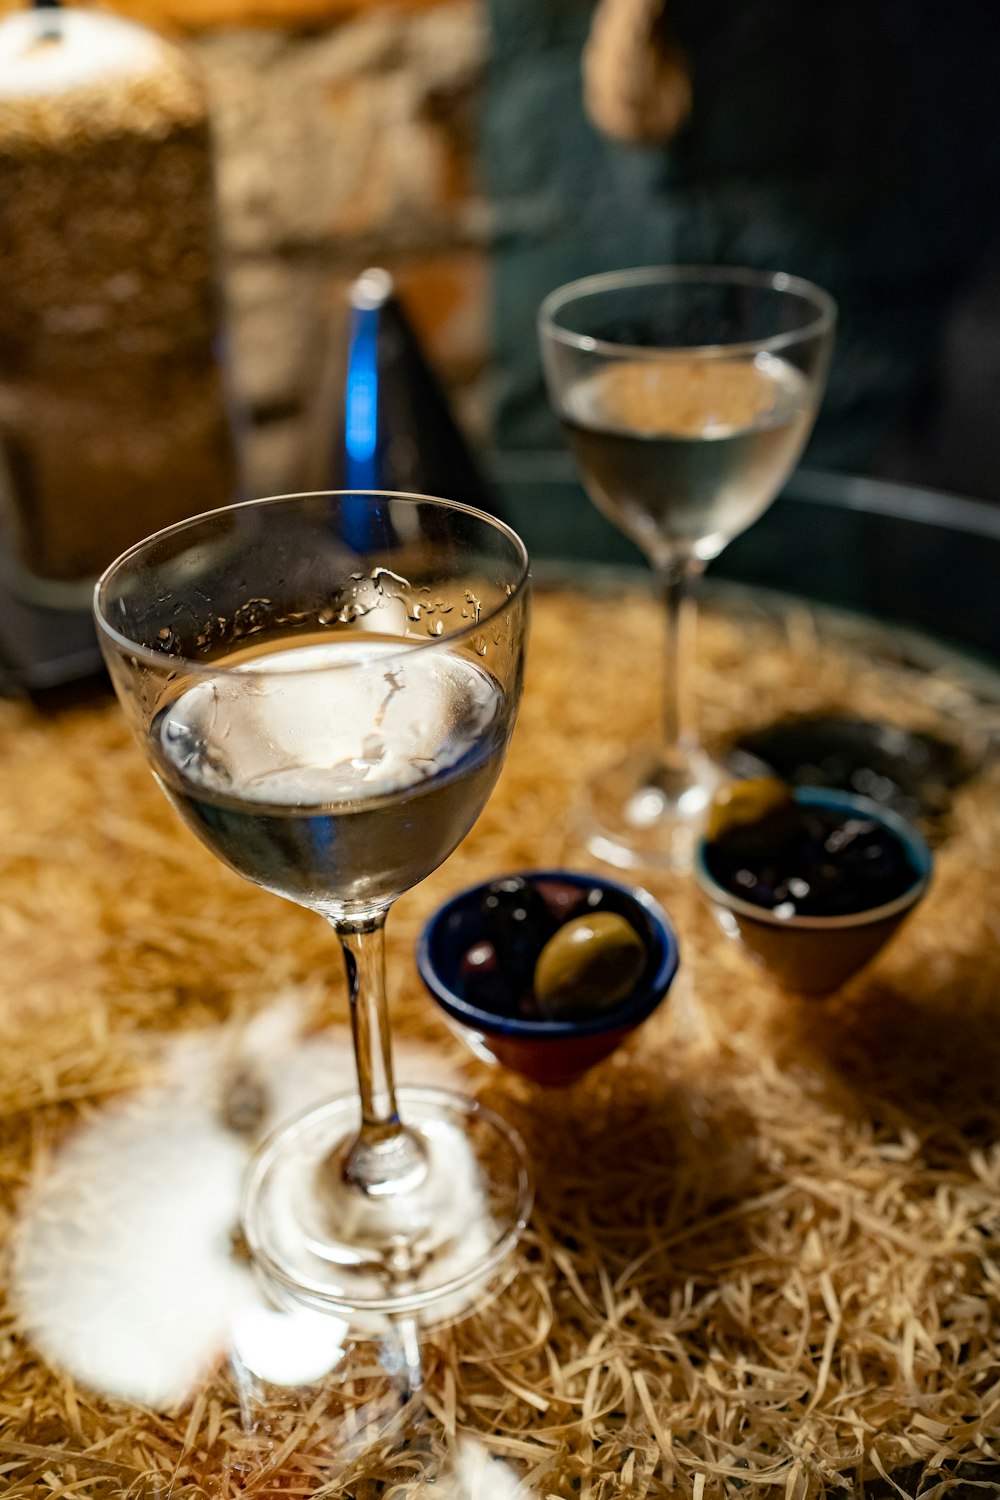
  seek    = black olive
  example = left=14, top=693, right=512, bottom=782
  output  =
left=479, top=876, right=558, bottom=986
left=705, top=803, right=918, bottom=917
left=460, top=939, right=518, bottom=1014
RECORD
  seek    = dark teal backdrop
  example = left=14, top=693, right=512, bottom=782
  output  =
left=481, top=0, right=1000, bottom=660
left=483, top=0, right=1000, bottom=477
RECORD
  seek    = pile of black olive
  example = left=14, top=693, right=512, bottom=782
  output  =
left=704, top=778, right=920, bottom=918
left=460, top=876, right=650, bottom=1021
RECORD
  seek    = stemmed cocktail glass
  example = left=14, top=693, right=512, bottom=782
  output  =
left=539, top=267, right=835, bottom=871
left=94, top=491, right=532, bottom=1324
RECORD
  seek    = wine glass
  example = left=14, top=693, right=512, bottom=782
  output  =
left=94, top=491, right=532, bottom=1324
left=539, top=267, right=836, bottom=871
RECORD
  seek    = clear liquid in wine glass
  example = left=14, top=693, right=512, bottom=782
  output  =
left=561, top=352, right=811, bottom=562
left=151, top=634, right=507, bottom=917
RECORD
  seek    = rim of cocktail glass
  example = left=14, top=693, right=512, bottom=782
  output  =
left=538, top=265, right=837, bottom=361
left=93, top=489, right=531, bottom=677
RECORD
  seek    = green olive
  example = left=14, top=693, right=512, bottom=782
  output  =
left=707, top=775, right=798, bottom=853
left=534, top=913, right=647, bottom=1018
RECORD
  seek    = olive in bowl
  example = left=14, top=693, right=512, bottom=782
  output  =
left=694, top=779, right=933, bottom=994
left=416, top=870, right=679, bottom=1085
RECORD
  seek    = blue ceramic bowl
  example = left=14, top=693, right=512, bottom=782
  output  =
left=694, top=787, right=933, bottom=995
left=417, top=869, right=680, bottom=1086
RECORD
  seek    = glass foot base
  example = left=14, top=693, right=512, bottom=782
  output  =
left=582, top=747, right=723, bottom=874
left=242, top=1087, right=532, bottom=1328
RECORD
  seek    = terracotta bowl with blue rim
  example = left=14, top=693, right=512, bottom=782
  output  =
left=417, top=869, right=680, bottom=1086
left=693, top=787, right=933, bottom=995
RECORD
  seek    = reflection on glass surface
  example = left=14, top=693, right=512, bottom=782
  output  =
left=231, top=1301, right=349, bottom=1389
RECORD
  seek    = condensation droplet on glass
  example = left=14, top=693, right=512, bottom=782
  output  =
left=472, top=634, right=487, bottom=657
left=318, top=607, right=335, bottom=625
left=428, top=619, right=444, bottom=637
left=407, top=603, right=423, bottom=622
left=338, top=603, right=360, bottom=624
left=372, top=567, right=410, bottom=592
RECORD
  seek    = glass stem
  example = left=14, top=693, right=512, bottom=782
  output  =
left=326, top=911, right=428, bottom=1199
left=659, top=557, right=704, bottom=771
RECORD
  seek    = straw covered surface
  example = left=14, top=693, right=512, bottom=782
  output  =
left=1, top=585, right=999, bottom=1498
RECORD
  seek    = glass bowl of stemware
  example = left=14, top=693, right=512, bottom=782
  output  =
left=539, top=266, right=836, bottom=872
left=94, top=491, right=532, bottom=1327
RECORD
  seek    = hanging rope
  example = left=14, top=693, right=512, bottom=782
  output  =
left=582, top=0, right=691, bottom=145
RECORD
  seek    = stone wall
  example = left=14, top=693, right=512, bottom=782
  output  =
left=190, top=7, right=492, bottom=495
left=0, top=0, right=494, bottom=495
